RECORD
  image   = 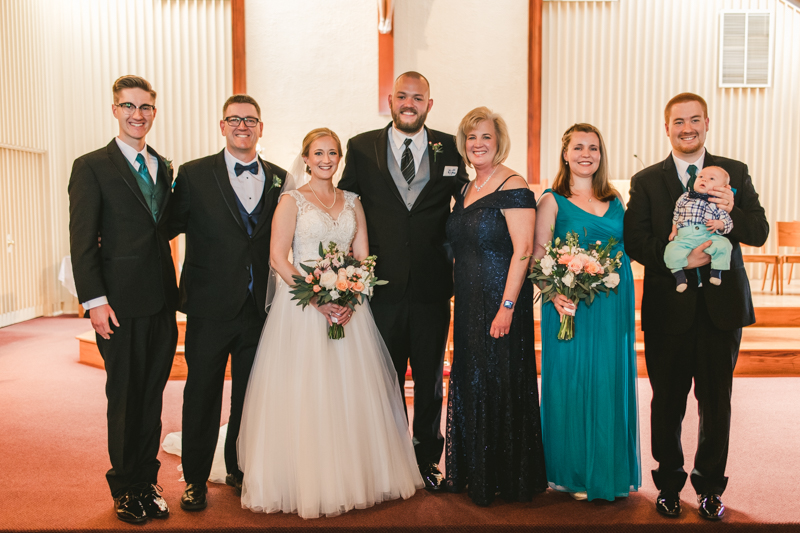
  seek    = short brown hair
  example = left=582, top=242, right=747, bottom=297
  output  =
left=552, top=123, right=617, bottom=202
left=223, top=94, right=261, bottom=119
left=112, top=75, right=156, bottom=103
left=664, top=92, right=708, bottom=123
left=456, top=107, right=511, bottom=167
left=301, top=128, right=343, bottom=171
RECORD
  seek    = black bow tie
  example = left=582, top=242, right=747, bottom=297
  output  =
left=234, top=161, right=259, bottom=176
left=688, top=190, right=710, bottom=201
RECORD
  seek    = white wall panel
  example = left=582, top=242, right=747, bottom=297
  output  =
left=1, top=0, right=232, bottom=326
left=542, top=0, right=800, bottom=279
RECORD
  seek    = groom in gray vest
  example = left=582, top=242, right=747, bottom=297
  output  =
left=339, top=72, right=468, bottom=490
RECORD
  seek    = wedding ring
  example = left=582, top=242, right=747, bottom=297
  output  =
left=500, top=333, right=504, bottom=337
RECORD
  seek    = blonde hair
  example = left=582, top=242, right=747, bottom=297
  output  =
left=301, top=128, right=343, bottom=172
left=456, top=107, right=510, bottom=168
left=112, top=75, right=156, bottom=103
left=552, top=123, right=617, bottom=202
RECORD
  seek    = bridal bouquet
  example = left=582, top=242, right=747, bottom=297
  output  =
left=290, top=241, right=387, bottom=340
left=528, top=230, right=623, bottom=341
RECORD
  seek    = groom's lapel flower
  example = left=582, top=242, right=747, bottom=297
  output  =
left=162, top=156, right=176, bottom=188
left=267, top=174, right=282, bottom=193
left=428, top=141, right=444, bottom=162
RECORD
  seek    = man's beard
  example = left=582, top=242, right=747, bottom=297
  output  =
left=391, top=107, right=428, bottom=134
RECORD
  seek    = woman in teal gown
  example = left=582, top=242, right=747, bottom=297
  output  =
left=533, top=123, right=641, bottom=502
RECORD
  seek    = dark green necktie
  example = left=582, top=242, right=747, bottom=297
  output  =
left=686, top=164, right=698, bottom=191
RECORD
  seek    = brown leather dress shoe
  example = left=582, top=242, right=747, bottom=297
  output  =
left=698, top=493, right=725, bottom=520
left=180, top=483, right=208, bottom=511
left=420, top=462, right=444, bottom=492
left=138, top=484, right=169, bottom=519
left=114, top=490, right=147, bottom=523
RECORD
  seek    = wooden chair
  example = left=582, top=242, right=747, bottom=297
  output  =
left=778, top=221, right=800, bottom=292
left=742, top=245, right=781, bottom=294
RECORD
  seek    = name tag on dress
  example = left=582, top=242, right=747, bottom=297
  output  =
left=443, top=166, right=458, bottom=176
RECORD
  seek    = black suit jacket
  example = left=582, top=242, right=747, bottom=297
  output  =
left=624, top=152, right=769, bottom=333
left=339, top=124, right=469, bottom=304
left=169, top=150, right=286, bottom=320
left=68, top=139, right=178, bottom=318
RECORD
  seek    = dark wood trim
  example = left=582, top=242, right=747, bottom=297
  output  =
left=378, top=28, right=394, bottom=114
left=232, top=0, right=246, bottom=94
left=527, top=0, right=543, bottom=183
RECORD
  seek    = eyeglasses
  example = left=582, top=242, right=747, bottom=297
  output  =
left=114, top=102, right=156, bottom=116
left=224, top=116, right=260, bottom=128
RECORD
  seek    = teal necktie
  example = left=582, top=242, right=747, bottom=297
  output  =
left=135, top=153, right=153, bottom=185
left=686, top=164, right=698, bottom=191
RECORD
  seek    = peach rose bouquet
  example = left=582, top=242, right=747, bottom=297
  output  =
left=290, top=241, right=387, bottom=339
left=527, top=230, right=622, bottom=340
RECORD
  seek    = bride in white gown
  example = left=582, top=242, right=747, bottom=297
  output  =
left=237, top=128, right=423, bottom=519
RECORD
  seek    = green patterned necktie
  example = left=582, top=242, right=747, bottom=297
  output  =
left=686, top=164, right=698, bottom=192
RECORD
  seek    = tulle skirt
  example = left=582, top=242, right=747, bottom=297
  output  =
left=237, top=283, right=423, bottom=519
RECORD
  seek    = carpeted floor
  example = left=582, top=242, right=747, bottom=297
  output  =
left=0, top=316, right=798, bottom=532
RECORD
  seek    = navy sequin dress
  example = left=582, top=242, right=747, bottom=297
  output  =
left=444, top=180, right=547, bottom=506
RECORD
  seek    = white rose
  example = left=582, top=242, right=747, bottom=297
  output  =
left=354, top=267, right=365, bottom=278
left=539, top=255, right=556, bottom=276
left=319, top=270, right=337, bottom=289
left=562, top=272, right=575, bottom=288
left=603, top=272, right=620, bottom=289
left=346, top=265, right=356, bottom=276
left=329, top=290, right=340, bottom=300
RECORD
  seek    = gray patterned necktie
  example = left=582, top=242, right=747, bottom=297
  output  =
left=401, top=138, right=415, bottom=184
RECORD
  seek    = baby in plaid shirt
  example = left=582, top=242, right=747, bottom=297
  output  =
left=664, top=166, right=733, bottom=292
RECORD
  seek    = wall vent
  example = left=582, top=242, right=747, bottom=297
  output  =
left=719, top=10, right=772, bottom=88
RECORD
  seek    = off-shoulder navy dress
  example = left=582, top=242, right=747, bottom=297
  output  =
left=444, top=178, right=547, bottom=506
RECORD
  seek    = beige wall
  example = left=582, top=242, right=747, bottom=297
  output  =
left=246, top=0, right=529, bottom=178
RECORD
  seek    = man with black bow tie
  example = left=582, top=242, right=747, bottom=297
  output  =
left=169, top=95, right=287, bottom=511
left=624, top=93, right=768, bottom=521
left=69, top=75, right=178, bottom=524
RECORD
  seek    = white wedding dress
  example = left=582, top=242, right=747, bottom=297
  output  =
left=237, top=190, right=423, bottom=519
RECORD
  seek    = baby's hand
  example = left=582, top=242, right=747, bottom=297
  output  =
left=668, top=228, right=678, bottom=241
left=706, top=219, right=724, bottom=233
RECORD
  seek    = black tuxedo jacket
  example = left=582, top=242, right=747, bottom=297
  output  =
left=624, top=152, right=769, bottom=333
left=339, top=124, right=469, bottom=304
left=68, top=139, right=178, bottom=318
left=169, top=150, right=286, bottom=320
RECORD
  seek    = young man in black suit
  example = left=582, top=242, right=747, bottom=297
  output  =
left=68, top=75, right=178, bottom=524
left=339, top=72, right=469, bottom=491
left=624, top=93, right=769, bottom=520
left=169, top=95, right=287, bottom=511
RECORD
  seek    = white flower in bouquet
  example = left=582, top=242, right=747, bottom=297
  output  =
left=602, top=272, right=620, bottom=288
left=329, top=289, right=340, bottom=299
left=319, top=270, right=338, bottom=289
left=354, top=267, right=365, bottom=278
left=540, top=255, right=556, bottom=276
left=345, top=265, right=356, bottom=276
left=562, top=271, right=575, bottom=288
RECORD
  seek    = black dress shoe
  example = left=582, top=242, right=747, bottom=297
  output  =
left=180, top=483, right=208, bottom=511
left=698, top=493, right=725, bottom=520
left=226, top=473, right=243, bottom=496
left=138, top=484, right=169, bottom=519
left=420, top=462, right=444, bottom=492
left=114, top=490, right=147, bottom=524
left=655, top=491, right=681, bottom=518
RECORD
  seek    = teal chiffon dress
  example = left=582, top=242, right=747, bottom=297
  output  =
left=539, top=190, right=641, bottom=501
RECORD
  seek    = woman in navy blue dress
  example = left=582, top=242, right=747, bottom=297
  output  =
left=445, top=107, right=547, bottom=506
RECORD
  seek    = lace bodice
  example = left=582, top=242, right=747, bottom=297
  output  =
left=284, top=189, right=358, bottom=269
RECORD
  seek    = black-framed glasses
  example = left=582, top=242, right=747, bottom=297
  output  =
left=115, top=102, right=156, bottom=116
left=224, top=116, right=260, bottom=128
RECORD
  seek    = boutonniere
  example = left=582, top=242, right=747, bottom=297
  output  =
left=267, top=174, right=282, bottom=193
left=162, top=156, right=173, bottom=173
left=429, top=142, right=443, bottom=162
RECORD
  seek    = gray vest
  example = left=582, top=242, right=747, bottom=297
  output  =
left=386, top=140, right=430, bottom=211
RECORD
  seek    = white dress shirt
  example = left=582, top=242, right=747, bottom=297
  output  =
left=82, top=139, right=159, bottom=310
left=390, top=125, right=427, bottom=174
left=224, top=149, right=264, bottom=214
left=672, top=149, right=706, bottom=189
